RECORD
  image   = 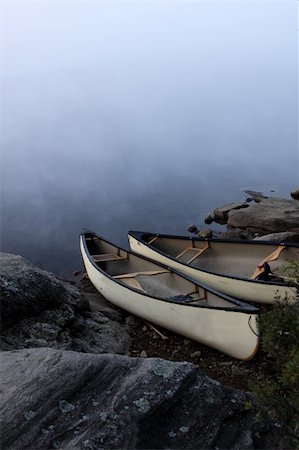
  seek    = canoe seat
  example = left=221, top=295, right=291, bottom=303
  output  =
left=113, top=269, right=170, bottom=279
left=250, top=245, right=286, bottom=279
left=92, top=253, right=127, bottom=262
left=175, top=242, right=210, bottom=264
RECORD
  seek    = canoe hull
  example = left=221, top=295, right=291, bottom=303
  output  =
left=128, top=234, right=297, bottom=305
left=80, top=237, right=259, bottom=360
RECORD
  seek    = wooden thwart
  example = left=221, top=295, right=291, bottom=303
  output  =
left=175, top=242, right=210, bottom=263
left=148, top=236, right=159, bottom=245
left=250, top=245, right=286, bottom=279
left=186, top=288, right=207, bottom=302
left=113, top=269, right=170, bottom=279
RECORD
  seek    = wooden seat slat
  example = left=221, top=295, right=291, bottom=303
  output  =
left=175, top=242, right=210, bottom=263
left=113, top=269, right=169, bottom=279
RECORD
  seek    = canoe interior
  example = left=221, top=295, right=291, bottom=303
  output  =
left=140, top=234, right=299, bottom=280
left=84, top=234, right=250, bottom=310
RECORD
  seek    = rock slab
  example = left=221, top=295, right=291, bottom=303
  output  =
left=214, top=203, right=249, bottom=224
left=0, top=348, right=283, bottom=450
left=253, top=232, right=299, bottom=243
left=228, top=198, right=299, bottom=232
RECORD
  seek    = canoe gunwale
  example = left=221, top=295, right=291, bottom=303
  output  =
left=128, top=230, right=299, bottom=287
left=80, top=232, right=259, bottom=315
left=128, top=230, right=299, bottom=248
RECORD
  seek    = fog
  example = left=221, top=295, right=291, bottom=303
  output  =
left=0, top=2, right=298, bottom=275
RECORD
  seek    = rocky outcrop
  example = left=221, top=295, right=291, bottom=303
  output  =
left=0, top=348, right=283, bottom=450
left=204, top=191, right=299, bottom=240
left=227, top=198, right=299, bottom=233
left=0, top=253, right=88, bottom=330
left=0, top=253, right=130, bottom=354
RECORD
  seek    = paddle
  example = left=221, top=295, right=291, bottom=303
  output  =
left=250, top=245, right=286, bottom=279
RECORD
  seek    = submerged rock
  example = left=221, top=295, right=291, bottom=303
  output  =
left=0, top=253, right=130, bottom=354
left=243, top=190, right=268, bottom=203
left=0, top=348, right=284, bottom=450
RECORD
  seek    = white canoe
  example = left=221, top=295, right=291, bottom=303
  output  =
left=128, top=231, right=299, bottom=305
left=80, top=232, right=259, bottom=360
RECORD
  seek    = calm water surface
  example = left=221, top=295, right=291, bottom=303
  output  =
left=1, top=3, right=298, bottom=276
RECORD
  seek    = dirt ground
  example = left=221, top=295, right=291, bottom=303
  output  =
left=80, top=278, right=272, bottom=392
left=125, top=314, right=271, bottom=391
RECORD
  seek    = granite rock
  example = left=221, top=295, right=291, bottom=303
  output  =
left=253, top=232, right=299, bottom=243
left=0, top=253, right=130, bottom=354
left=214, top=203, right=249, bottom=224
left=227, top=198, right=299, bottom=233
left=0, top=348, right=284, bottom=450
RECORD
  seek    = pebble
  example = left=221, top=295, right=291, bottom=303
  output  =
left=140, top=350, right=147, bottom=358
left=231, top=365, right=242, bottom=376
left=191, top=351, right=201, bottom=359
left=142, top=326, right=147, bottom=332
left=183, top=338, right=192, bottom=346
left=219, top=361, right=233, bottom=367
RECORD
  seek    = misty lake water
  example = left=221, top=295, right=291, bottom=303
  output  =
left=1, top=3, right=298, bottom=276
